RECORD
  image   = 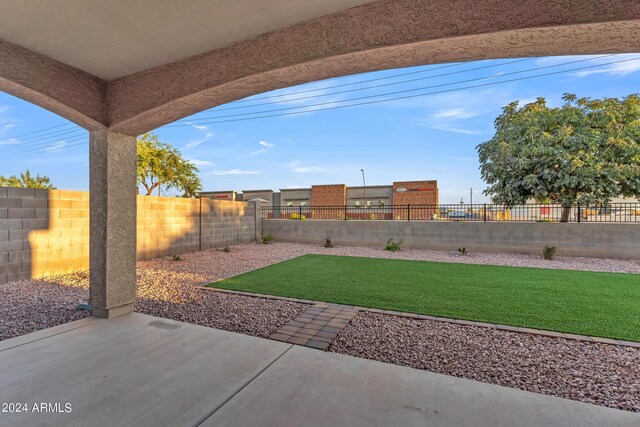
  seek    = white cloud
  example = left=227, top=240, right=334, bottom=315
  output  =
left=185, top=131, right=214, bottom=149
left=536, top=54, right=640, bottom=78
left=182, top=122, right=214, bottom=149
left=573, top=58, right=640, bottom=77
left=433, top=108, right=482, bottom=120
left=0, top=105, right=10, bottom=113
left=184, top=121, right=209, bottom=130
left=186, top=158, right=211, bottom=166
left=0, top=137, right=20, bottom=146
left=535, top=55, right=602, bottom=66
left=250, top=140, right=276, bottom=156
left=1, top=124, right=15, bottom=132
left=284, top=160, right=326, bottom=173
left=432, top=126, right=485, bottom=135
left=45, top=140, right=67, bottom=152
left=259, top=140, right=274, bottom=148
left=292, top=166, right=325, bottom=173
left=210, top=169, right=259, bottom=176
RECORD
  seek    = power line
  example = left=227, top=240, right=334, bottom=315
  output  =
left=168, top=57, right=640, bottom=127
left=3, top=54, right=620, bottom=151
left=3, top=122, right=76, bottom=139
left=20, top=140, right=89, bottom=158
left=170, top=55, right=626, bottom=124
left=16, top=135, right=88, bottom=156
left=211, top=58, right=538, bottom=112
left=225, top=61, right=470, bottom=104
left=13, top=56, right=639, bottom=157
left=3, top=128, right=87, bottom=152
left=18, top=127, right=85, bottom=144
left=4, top=60, right=477, bottom=150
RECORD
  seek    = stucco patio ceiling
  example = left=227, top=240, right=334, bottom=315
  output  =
left=0, top=0, right=375, bottom=80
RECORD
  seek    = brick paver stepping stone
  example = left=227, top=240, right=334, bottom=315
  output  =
left=269, top=303, right=359, bottom=350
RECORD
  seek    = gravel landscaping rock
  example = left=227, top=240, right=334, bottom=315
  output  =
left=330, top=312, right=640, bottom=412
left=143, top=242, right=640, bottom=276
left=134, top=269, right=307, bottom=337
left=0, top=273, right=90, bottom=341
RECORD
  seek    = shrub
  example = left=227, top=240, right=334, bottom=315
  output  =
left=223, top=246, right=231, bottom=253
left=458, top=247, right=468, bottom=256
left=171, top=254, right=181, bottom=261
left=385, top=238, right=404, bottom=252
left=261, top=233, right=274, bottom=244
left=289, top=213, right=307, bottom=220
left=324, top=238, right=333, bottom=248
left=542, top=245, right=557, bottom=260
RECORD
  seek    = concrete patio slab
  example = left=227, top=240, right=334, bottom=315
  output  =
left=203, top=345, right=640, bottom=427
left=0, top=313, right=290, bottom=427
left=1, top=313, right=638, bottom=427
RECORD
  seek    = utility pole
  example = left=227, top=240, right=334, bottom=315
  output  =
left=360, top=169, right=367, bottom=208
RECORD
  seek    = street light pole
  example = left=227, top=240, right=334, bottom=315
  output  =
left=360, top=169, right=367, bottom=207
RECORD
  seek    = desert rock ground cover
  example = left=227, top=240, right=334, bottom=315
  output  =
left=331, top=312, right=640, bottom=412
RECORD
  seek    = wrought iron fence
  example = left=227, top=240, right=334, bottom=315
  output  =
left=262, top=203, right=640, bottom=223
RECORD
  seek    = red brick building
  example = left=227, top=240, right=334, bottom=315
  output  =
left=204, top=180, right=438, bottom=220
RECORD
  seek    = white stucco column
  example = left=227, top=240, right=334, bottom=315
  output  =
left=89, top=130, right=137, bottom=318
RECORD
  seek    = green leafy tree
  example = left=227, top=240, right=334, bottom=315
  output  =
left=0, top=170, right=56, bottom=189
left=477, top=94, right=640, bottom=221
left=137, top=133, right=202, bottom=197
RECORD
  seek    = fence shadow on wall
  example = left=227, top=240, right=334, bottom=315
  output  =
left=136, top=196, right=257, bottom=261
left=0, top=187, right=90, bottom=284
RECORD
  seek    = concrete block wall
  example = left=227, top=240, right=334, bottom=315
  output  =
left=137, top=196, right=257, bottom=260
left=0, top=187, right=89, bottom=283
left=0, top=187, right=258, bottom=283
left=262, top=219, right=640, bottom=260
left=136, top=196, right=201, bottom=260
left=200, top=199, right=257, bottom=250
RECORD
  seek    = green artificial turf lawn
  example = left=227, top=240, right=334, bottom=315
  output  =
left=209, top=254, right=640, bottom=342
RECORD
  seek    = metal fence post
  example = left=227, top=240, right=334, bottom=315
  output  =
left=483, top=203, right=487, bottom=222
left=344, top=204, right=347, bottom=220
left=299, top=205, right=302, bottom=220
left=577, top=203, right=581, bottom=223
left=199, top=196, right=202, bottom=251
left=407, top=204, right=410, bottom=221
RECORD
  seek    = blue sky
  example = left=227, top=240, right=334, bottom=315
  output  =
left=1, top=54, right=639, bottom=203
